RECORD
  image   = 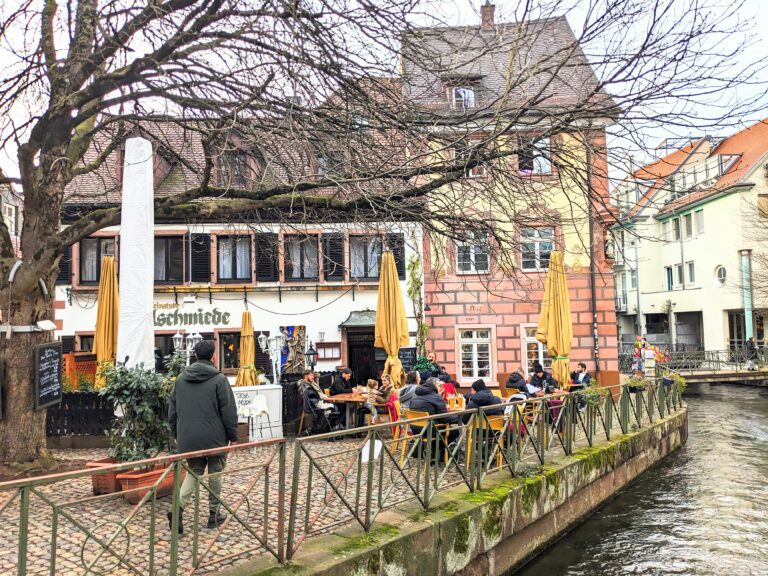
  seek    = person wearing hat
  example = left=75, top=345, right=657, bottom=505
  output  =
left=462, top=379, right=504, bottom=423
left=525, top=363, right=558, bottom=397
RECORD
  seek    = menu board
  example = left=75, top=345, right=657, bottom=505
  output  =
left=398, top=347, right=417, bottom=372
left=34, top=342, right=63, bottom=410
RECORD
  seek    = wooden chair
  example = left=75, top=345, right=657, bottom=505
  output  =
left=467, top=414, right=506, bottom=470
left=399, top=409, right=430, bottom=464
left=491, top=389, right=503, bottom=399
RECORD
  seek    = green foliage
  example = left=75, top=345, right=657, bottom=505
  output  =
left=625, top=375, right=648, bottom=390
left=413, top=355, right=433, bottom=373
left=98, top=361, right=175, bottom=462
left=406, top=254, right=428, bottom=356
left=575, top=384, right=608, bottom=407
left=664, top=371, right=687, bottom=393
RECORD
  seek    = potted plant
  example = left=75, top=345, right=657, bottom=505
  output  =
left=88, top=355, right=185, bottom=502
left=662, top=371, right=686, bottom=393
left=625, top=374, right=648, bottom=394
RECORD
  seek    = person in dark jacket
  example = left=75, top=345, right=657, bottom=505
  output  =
left=398, top=370, right=420, bottom=410
left=746, top=338, right=758, bottom=371
left=330, top=368, right=354, bottom=396
left=463, top=379, right=504, bottom=423
left=527, top=363, right=557, bottom=396
left=505, top=368, right=526, bottom=392
left=168, top=340, right=238, bottom=534
left=569, top=363, right=592, bottom=391
left=408, top=378, right=459, bottom=459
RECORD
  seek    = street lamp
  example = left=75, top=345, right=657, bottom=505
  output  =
left=258, top=331, right=287, bottom=383
left=173, top=331, right=203, bottom=366
left=305, top=340, right=317, bottom=370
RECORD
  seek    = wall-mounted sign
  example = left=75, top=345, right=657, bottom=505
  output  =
left=154, top=307, right=231, bottom=327
left=35, top=342, right=63, bottom=410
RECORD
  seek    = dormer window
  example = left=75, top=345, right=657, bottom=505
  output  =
left=218, top=150, right=250, bottom=189
left=451, top=86, right=476, bottom=110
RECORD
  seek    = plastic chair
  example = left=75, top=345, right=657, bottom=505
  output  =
left=400, top=409, right=430, bottom=464
left=491, top=389, right=503, bottom=399
left=242, top=395, right=273, bottom=439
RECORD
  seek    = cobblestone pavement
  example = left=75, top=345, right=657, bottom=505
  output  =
left=0, top=431, right=468, bottom=576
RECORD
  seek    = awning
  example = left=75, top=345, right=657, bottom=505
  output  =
left=339, top=310, right=377, bottom=328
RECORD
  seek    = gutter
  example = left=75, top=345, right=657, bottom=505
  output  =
left=585, top=145, right=601, bottom=377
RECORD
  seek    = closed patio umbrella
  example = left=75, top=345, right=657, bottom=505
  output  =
left=375, top=250, right=410, bottom=388
left=234, top=310, right=258, bottom=386
left=93, top=255, right=119, bottom=389
left=536, top=251, right=573, bottom=388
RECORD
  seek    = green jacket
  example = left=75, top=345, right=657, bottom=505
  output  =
left=169, top=360, right=238, bottom=453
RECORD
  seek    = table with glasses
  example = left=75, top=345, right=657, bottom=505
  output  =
left=326, top=391, right=388, bottom=429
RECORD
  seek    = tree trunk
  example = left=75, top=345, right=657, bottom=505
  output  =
left=0, top=295, right=52, bottom=463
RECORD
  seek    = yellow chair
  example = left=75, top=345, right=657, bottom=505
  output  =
left=491, top=389, right=503, bottom=399
left=400, top=409, right=430, bottom=464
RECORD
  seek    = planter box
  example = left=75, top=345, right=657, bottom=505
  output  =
left=86, top=458, right=121, bottom=495
left=117, top=465, right=185, bottom=505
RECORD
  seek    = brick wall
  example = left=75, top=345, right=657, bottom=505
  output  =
left=424, top=268, right=618, bottom=386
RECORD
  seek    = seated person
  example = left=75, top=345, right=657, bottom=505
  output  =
left=463, top=379, right=504, bottom=423
left=527, top=363, right=558, bottom=396
left=408, top=377, right=460, bottom=458
left=505, top=367, right=526, bottom=393
left=298, top=369, right=339, bottom=430
left=330, top=367, right=354, bottom=396
left=569, top=363, right=592, bottom=391
left=439, top=379, right=458, bottom=400
left=358, top=374, right=396, bottom=426
left=398, top=370, right=420, bottom=410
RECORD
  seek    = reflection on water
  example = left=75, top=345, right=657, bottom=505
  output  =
left=514, top=383, right=768, bottom=576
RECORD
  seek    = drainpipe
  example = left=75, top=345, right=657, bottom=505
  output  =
left=585, top=144, right=601, bottom=377
left=633, top=236, right=643, bottom=337
left=741, top=249, right=754, bottom=339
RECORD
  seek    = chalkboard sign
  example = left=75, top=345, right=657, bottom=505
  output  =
left=34, top=342, right=63, bottom=410
left=398, top=347, right=417, bottom=372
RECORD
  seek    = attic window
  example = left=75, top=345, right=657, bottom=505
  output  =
left=451, top=87, right=476, bottom=110
left=218, top=150, right=250, bottom=188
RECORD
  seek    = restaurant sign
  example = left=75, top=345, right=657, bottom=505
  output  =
left=153, top=305, right=231, bottom=327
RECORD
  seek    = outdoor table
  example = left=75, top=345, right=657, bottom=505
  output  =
left=327, top=393, right=387, bottom=429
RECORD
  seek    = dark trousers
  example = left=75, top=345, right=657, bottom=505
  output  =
left=179, top=454, right=227, bottom=513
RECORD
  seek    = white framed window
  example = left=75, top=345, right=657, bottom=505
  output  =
left=458, top=328, right=492, bottom=380
left=217, top=236, right=252, bottom=281
left=518, top=136, right=551, bottom=174
left=451, top=86, right=476, bottom=109
left=715, top=265, right=727, bottom=286
left=687, top=261, right=696, bottom=284
left=683, top=213, right=693, bottom=238
left=521, top=325, right=552, bottom=376
left=695, top=209, right=704, bottom=233
left=456, top=232, right=490, bottom=274
left=521, top=227, right=553, bottom=271
left=662, top=221, right=670, bottom=242
left=350, top=236, right=382, bottom=279
left=2, top=203, right=17, bottom=235
left=630, top=269, right=638, bottom=289
left=672, top=218, right=681, bottom=241
left=675, top=263, right=683, bottom=286
left=665, top=266, right=673, bottom=291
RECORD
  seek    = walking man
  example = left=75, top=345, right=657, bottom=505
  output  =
left=168, top=340, right=238, bottom=534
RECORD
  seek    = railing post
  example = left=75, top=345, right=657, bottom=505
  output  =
left=17, top=487, right=29, bottom=576
left=169, top=458, right=183, bottom=576
left=363, top=430, right=377, bottom=531
left=563, top=396, right=573, bottom=455
left=536, top=401, right=546, bottom=464
left=423, top=422, right=433, bottom=506
left=286, top=441, right=303, bottom=561
left=619, top=387, right=629, bottom=433
left=277, top=441, right=286, bottom=563
left=604, top=392, right=613, bottom=440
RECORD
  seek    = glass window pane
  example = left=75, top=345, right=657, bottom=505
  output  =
left=154, top=238, right=166, bottom=281
left=81, top=238, right=98, bottom=282
left=168, top=237, right=184, bottom=281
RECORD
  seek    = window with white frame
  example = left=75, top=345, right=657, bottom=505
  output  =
left=517, top=136, right=551, bottom=174
left=675, top=263, right=683, bottom=286
left=687, top=261, right=696, bottom=284
left=672, top=218, right=681, bottom=241
left=695, top=209, right=704, bottom=233
left=349, top=236, right=382, bottom=279
left=285, top=235, right=319, bottom=280
left=662, top=221, right=669, bottom=242
left=630, top=269, right=638, bottom=289
left=683, top=213, right=693, bottom=238
left=218, top=236, right=251, bottom=281
left=451, top=86, right=476, bottom=109
left=456, top=232, right=490, bottom=274
left=3, top=203, right=17, bottom=235
left=523, top=326, right=552, bottom=375
left=665, top=266, right=673, bottom=291
left=459, top=329, right=492, bottom=380
left=521, top=227, right=553, bottom=271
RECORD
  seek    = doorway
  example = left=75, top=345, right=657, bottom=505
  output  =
left=347, top=331, right=376, bottom=385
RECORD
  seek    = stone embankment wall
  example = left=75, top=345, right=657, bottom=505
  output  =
left=232, top=408, right=688, bottom=576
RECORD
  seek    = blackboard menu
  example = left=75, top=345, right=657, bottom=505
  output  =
left=34, top=342, right=63, bottom=410
left=398, top=347, right=417, bottom=372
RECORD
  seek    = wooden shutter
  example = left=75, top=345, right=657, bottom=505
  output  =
left=188, top=233, right=211, bottom=283
left=387, top=233, right=406, bottom=280
left=255, top=234, right=278, bottom=281
left=56, top=246, right=72, bottom=285
left=60, top=336, right=75, bottom=353
left=253, top=330, right=273, bottom=378
left=323, top=234, right=345, bottom=281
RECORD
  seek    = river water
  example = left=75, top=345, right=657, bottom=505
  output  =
left=514, top=383, right=768, bottom=576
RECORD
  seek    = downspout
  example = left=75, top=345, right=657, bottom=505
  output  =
left=741, top=249, right=754, bottom=340
left=585, top=144, right=601, bottom=377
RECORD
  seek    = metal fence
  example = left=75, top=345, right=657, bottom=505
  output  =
left=662, top=348, right=767, bottom=373
left=46, top=392, right=114, bottom=437
left=0, top=382, right=684, bottom=575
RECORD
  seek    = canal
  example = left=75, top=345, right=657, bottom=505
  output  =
left=515, top=383, right=768, bottom=576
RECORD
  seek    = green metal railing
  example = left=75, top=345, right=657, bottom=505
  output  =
left=0, top=382, right=684, bottom=574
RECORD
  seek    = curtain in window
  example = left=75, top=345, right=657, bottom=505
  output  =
left=219, top=238, right=234, bottom=279
left=302, top=239, right=318, bottom=278
left=235, top=237, right=250, bottom=279
left=82, top=240, right=98, bottom=282
left=350, top=238, right=365, bottom=277
left=533, top=138, right=551, bottom=173
left=367, top=239, right=380, bottom=277
left=154, top=239, right=166, bottom=281
left=287, top=239, right=302, bottom=279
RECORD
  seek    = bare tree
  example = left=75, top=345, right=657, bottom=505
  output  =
left=0, top=0, right=764, bottom=462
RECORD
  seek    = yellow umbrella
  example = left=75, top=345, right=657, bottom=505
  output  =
left=375, top=251, right=410, bottom=388
left=93, top=255, right=119, bottom=389
left=536, top=251, right=573, bottom=388
left=234, top=310, right=258, bottom=386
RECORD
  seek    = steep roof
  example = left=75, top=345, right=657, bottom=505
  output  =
left=656, top=119, right=768, bottom=216
left=401, top=16, right=616, bottom=117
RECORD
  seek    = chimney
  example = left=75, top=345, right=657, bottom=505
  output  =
left=480, top=2, right=495, bottom=31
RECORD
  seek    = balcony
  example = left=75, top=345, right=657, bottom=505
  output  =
left=666, top=154, right=740, bottom=202
left=614, top=290, right=628, bottom=313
